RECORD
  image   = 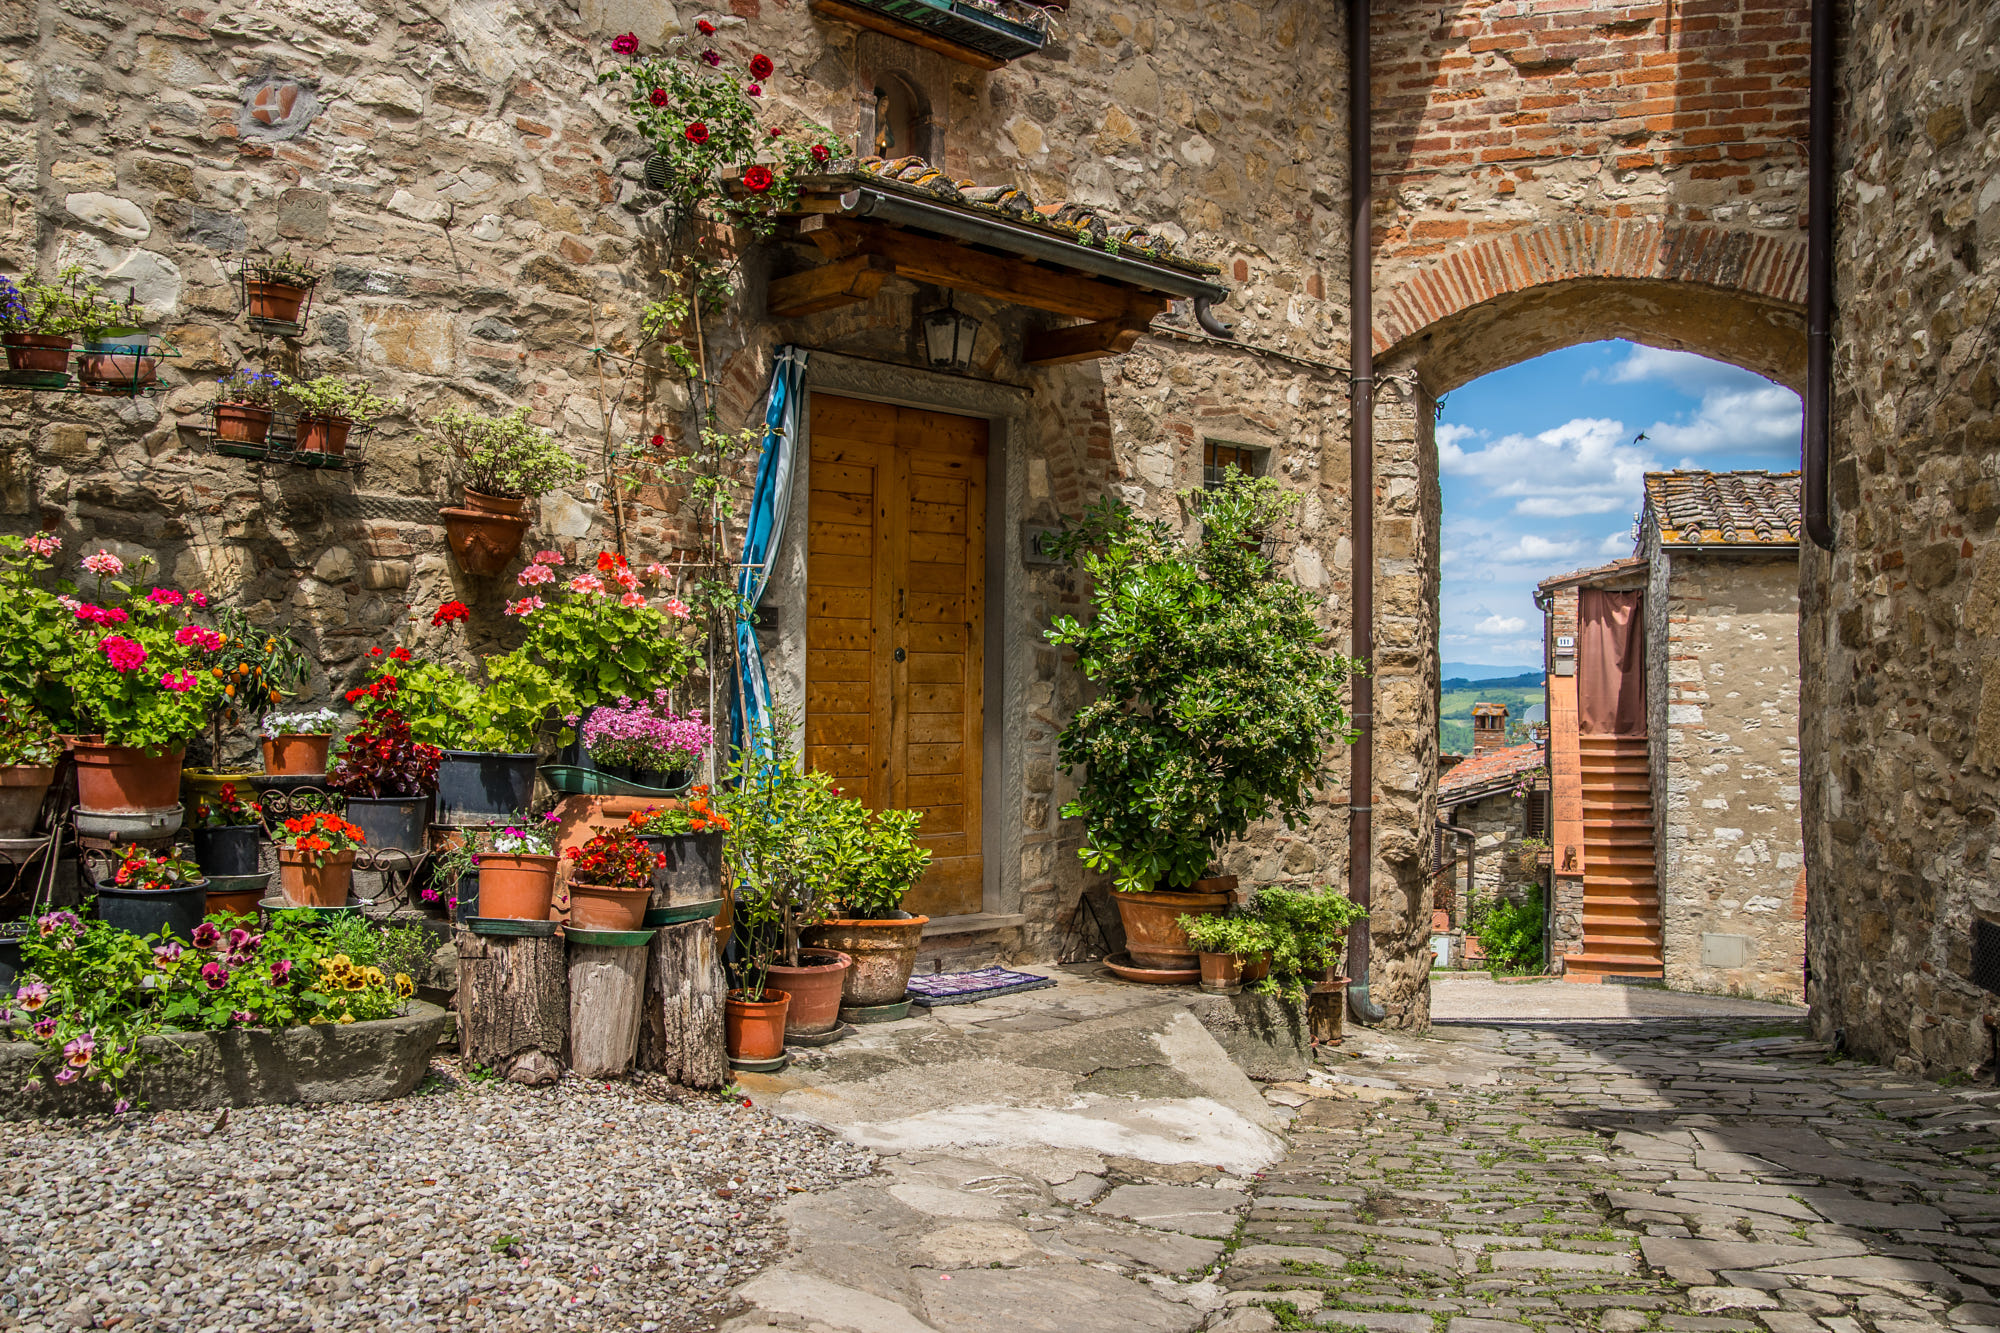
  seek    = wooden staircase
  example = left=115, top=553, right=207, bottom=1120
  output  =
left=1564, top=735, right=1663, bottom=983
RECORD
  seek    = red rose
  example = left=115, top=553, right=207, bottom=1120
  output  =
left=810, top=143, right=831, bottom=164
left=746, top=84, right=761, bottom=98
left=610, top=32, right=638, bottom=54
left=685, top=121, right=709, bottom=144
left=696, top=18, right=716, bottom=34
left=649, top=87, right=670, bottom=107
left=650, top=433, right=666, bottom=448
left=742, top=165, right=773, bottom=193
left=749, top=53, right=773, bottom=79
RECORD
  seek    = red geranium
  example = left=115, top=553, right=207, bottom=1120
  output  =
left=743, top=165, right=773, bottom=193
left=431, top=601, right=470, bottom=627
left=748, top=53, right=773, bottom=80
left=696, top=18, right=716, bottom=34
left=684, top=121, right=709, bottom=145
left=389, top=646, right=413, bottom=662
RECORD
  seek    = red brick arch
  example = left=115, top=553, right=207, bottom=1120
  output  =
left=1374, top=220, right=1809, bottom=393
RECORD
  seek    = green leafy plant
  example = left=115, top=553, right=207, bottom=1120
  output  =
left=280, top=374, right=401, bottom=423
left=1046, top=471, right=1359, bottom=892
left=247, top=252, right=319, bottom=285
left=197, top=609, right=311, bottom=768
left=216, top=368, right=283, bottom=406
left=1253, top=886, right=1366, bottom=1003
left=65, top=621, right=226, bottom=753
left=822, top=805, right=930, bottom=920
left=719, top=717, right=849, bottom=995
left=633, top=786, right=731, bottom=838
left=1469, top=890, right=1544, bottom=974
left=0, top=265, right=133, bottom=338
left=0, top=695, right=59, bottom=767
left=1177, top=911, right=1276, bottom=958
left=423, top=405, right=586, bottom=501
left=352, top=649, right=565, bottom=755
left=507, top=553, right=702, bottom=712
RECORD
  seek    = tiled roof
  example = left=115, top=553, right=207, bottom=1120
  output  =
left=1535, top=556, right=1647, bottom=594
left=1471, top=701, right=1508, bottom=718
left=1439, top=741, right=1545, bottom=799
left=835, top=156, right=1222, bottom=276
left=1643, top=470, right=1801, bottom=547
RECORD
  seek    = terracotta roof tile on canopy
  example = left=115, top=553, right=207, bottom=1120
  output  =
left=1439, top=741, right=1544, bottom=801
left=1642, top=469, right=1802, bottom=547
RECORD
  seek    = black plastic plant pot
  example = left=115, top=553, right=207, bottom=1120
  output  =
left=641, top=831, right=724, bottom=906
left=435, top=751, right=537, bottom=825
left=94, top=883, right=209, bottom=941
left=0, top=928, right=22, bottom=994
left=191, top=823, right=264, bottom=878
left=342, top=794, right=433, bottom=854
left=603, top=763, right=693, bottom=793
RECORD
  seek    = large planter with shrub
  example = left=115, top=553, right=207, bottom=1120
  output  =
left=73, top=741, right=184, bottom=813
left=0, top=765, right=54, bottom=837
left=802, top=914, right=929, bottom=1008
left=435, top=750, right=537, bottom=824
left=763, top=950, right=852, bottom=1036
left=1112, top=876, right=1236, bottom=971
left=724, top=989, right=790, bottom=1061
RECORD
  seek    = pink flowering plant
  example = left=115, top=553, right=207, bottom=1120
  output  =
left=583, top=690, right=712, bottom=777
left=508, top=550, right=700, bottom=711
left=6, top=909, right=418, bottom=1108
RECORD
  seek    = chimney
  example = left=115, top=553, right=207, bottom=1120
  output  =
left=1471, top=701, right=1508, bottom=755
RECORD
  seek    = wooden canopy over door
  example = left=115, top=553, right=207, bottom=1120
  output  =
left=805, top=393, right=987, bottom=919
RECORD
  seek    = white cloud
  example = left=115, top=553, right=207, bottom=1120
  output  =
left=1598, top=530, right=1636, bottom=556
left=1439, top=415, right=1658, bottom=517
left=1436, top=422, right=1480, bottom=449
left=1475, top=614, right=1527, bottom=635
left=1642, top=383, right=1801, bottom=457
left=1493, top=534, right=1581, bottom=562
left=1602, top=345, right=1750, bottom=392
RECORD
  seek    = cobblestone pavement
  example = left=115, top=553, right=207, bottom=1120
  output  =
left=1221, top=1015, right=2000, bottom=1333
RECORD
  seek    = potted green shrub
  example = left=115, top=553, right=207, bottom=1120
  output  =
left=1178, top=911, right=1277, bottom=995
left=1045, top=472, right=1357, bottom=973
left=0, top=266, right=102, bottom=381
left=423, top=406, right=587, bottom=576
left=1253, top=886, right=1366, bottom=1003
left=0, top=695, right=60, bottom=838
left=260, top=706, right=341, bottom=776
left=213, top=368, right=284, bottom=447
left=280, top=374, right=401, bottom=456
left=91, top=846, right=209, bottom=941
left=245, top=252, right=319, bottom=324
left=325, top=683, right=442, bottom=854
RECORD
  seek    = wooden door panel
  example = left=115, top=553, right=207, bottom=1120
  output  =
left=807, top=393, right=984, bottom=919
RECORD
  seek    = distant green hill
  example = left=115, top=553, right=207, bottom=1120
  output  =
left=1439, top=674, right=1546, bottom=756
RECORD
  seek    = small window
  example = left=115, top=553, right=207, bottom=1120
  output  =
left=1524, top=788, right=1550, bottom=838
left=1204, top=441, right=1261, bottom=489
left=872, top=78, right=917, bottom=158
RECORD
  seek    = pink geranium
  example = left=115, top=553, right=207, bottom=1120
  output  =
left=533, top=549, right=564, bottom=566
left=620, top=591, right=647, bottom=607
left=663, top=598, right=691, bottom=621
left=614, top=568, right=639, bottom=591
left=23, top=533, right=59, bottom=557
left=175, top=625, right=224, bottom=652
left=189, top=590, right=208, bottom=608
left=568, top=574, right=605, bottom=596
left=505, top=596, right=546, bottom=617
left=517, top=563, right=555, bottom=587
left=160, top=671, right=195, bottom=692
left=101, top=635, right=147, bottom=672
left=146, top=588, right=184, bottom=608
left=82, top=550, right=123, bottom=577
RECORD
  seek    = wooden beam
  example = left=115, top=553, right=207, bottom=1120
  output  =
left=1023, top=308, right=1163, bottom=366
left=823, top=219, right=1144, bottom=321
left=808, top=0, right=1007, bottom=70
left=768, top=253, right=894, bottom=318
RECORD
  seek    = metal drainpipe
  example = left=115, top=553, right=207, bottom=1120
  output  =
left=1802, top=0, right=1834, bottom=550
left=1346, top=0, right=1386, bottom=1026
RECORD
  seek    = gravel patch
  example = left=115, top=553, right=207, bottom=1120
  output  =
left=0, top=1062, right=875, bottom=1332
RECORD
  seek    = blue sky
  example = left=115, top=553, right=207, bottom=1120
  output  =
left=1437, top=340, right=1804, bottom=669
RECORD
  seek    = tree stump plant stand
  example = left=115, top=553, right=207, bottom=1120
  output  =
left=637, top=913, right=729, bottom=1089
left=567, top=927, right=653, bottom=1079
left=455, top=921, right=568, bottom=1085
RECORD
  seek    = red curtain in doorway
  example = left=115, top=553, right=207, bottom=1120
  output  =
left=1577, top=589, right=1645, bottom=736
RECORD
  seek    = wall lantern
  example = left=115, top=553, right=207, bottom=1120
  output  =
left=922, top=295, right=981, bottom=371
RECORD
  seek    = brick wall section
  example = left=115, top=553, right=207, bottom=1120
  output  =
left=1801, top=0, right=2000, bottom=1075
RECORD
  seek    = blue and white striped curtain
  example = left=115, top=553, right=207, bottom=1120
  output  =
left=730, top=345, right=809, bottom=761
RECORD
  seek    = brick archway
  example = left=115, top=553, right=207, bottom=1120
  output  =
left=1375, top=219, right=1810, bottom=392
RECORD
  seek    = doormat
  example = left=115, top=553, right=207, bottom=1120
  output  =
left=906, top=967, right=1057, bottom=1007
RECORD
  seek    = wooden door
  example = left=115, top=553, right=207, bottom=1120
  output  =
left=806, top=394, right=986, bottom=919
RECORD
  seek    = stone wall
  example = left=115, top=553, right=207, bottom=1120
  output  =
left=1651, top=546, right=1804, bottom=1004
left=1800, top=0, right=2000, bottom=1074
left=1441, top=787, right=1539, bottom=908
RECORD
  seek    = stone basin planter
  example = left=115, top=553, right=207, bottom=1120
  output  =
left=0, top=1000, right=450, bottom=1118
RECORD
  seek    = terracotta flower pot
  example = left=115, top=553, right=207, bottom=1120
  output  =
left=463, top=489, right=529, bottom=517
left=1242, top=952, right=1272, bottom=984
left=296, top=415, right=353, bottom=456
left=77, top=341, right=159, bottom=394
left=568, top=881, right=651, bottom=931
left=1198, top=951, right=1245, bottom=994
left=479, top=852, right=558, bottom=921
left=1111, top=884, right=1234, bottom=971
left=725, top=989, right=791, bottom=1061
left=262, top=734, right=332, bottom=776
left=800, top=915, right=929, bottom=1008
left=73, top=742, right=186, bottom=814
left=278, top=848, right=356, bottom=908
left=764, top=950, right=853, bottom=1036
left=0, top=764, right=55, bottom=838
left=202, top=879, right=269, bottom=919
left=215, top=402, right=274, bottom=444
left=2, top=333, right=72, bottom=374
left=441, top=506, right=531, bottom=577
left=246, top=278, right=310, bottom=323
